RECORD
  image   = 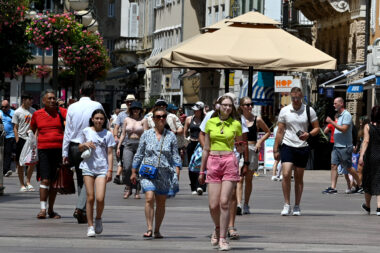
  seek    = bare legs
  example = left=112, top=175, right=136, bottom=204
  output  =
left=236, top=171, right=254, bottom=207
left=84, top=176, right=107, bottom=227
left=17, top=164, right=35, bottom=188
left=281, top=163, right=304, bottom=206
left=364, top=193, right=380, bottom=209
left=331, top=164, right=361, bottom=190
left=38, top=179, right=58, bottom=215
left=208, top=181, right=236, bottom=238
left=144, top=191, right=167, bottom=235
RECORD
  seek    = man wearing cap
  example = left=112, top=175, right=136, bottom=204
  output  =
left=62, top=81, right=103, bottom=224
left=113, top=95, right=135, bottom=185
left=167, top=103, right=185, bottom=159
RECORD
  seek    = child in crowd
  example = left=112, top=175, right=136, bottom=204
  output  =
left=78, top=109, right=115, bottom=237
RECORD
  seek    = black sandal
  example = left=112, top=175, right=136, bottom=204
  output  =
left=143, top=230, right=153, bottom=238
left=154, top=231, right=164, bottom=239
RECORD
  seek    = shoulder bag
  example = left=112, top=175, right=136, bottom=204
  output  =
left=306, top=105, right=328, bottom=149
left=139, top=131, right=166, bottom=179
left=52, top=164, right=76, bottom=194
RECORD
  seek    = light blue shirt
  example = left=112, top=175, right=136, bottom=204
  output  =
left=334, top=110, right=352, bottom=147
left=0, top=109, right=15, bottom=139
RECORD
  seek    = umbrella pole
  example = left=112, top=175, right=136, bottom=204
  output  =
left=248, top=67, right=253, bottom=98
left=224, top=69, right=230, bottom=93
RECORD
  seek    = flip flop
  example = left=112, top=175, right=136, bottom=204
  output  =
left=48, top=211, right=61, bottom=219
left=134, top=194, right=141, bottom=199
left=143, top=230, right=153, bottom=238
left=154, top=232, right=164, bottom=239
left=26, top=185, right=35, bottom=192
left=36, top=210, right=46, bottom=219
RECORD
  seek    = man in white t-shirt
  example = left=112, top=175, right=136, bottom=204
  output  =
left=273, top=87, right=320, bottom=216
left=12, top=93, right=36, bottom=192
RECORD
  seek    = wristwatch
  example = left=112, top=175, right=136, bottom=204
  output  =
left=244, top=161, right=250, bottom=166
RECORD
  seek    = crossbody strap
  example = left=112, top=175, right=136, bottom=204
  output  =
left=57, top=107, right=65, bottom=131
left=156, top=130, right=166, bottom=168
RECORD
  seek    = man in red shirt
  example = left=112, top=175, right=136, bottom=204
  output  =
left=30, top=90, right=67, bottom=219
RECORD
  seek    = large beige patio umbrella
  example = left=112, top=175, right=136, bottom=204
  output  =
left=146, top=12, right=335, bottom=71
left=145, top=12, right=336, bottom=96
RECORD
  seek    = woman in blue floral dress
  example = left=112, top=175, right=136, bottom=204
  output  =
left=131, top=107, right=182, bottom=239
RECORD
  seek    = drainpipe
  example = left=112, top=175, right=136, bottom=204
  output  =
left=365, top=0, right=371, bottom=63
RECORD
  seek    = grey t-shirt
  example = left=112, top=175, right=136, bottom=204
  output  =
left=334, top=110, right=352, bottom=148
left=12, top=106, right=36, bottom=140
left=115, top=111, right=129, bottom=145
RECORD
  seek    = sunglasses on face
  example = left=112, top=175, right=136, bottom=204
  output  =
left=1, top=105, right=9, bottom=109
left=242, top=103, right=254, bottom=107
left=153, top=114, right=167, bottom=119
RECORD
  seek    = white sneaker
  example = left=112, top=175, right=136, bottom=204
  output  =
left=191, top=191, right=197, bottom=195
left=196, top=187, right=203, bottom=195
left=243, top=204, right=251, bottom=214
left=281, top=204, right=292, bottom=216
left=95, top=218, right=103, bottom=234
left=293, top=205, right=301, bottom=216
left=279, top=175, right=283, bottom=181
left=4, top=171, right=12, bottom=177
left=87, top=226, right=95, bottom=237
left=271, top=176, right=277, bottom=181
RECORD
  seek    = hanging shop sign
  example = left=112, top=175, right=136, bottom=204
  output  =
left=326, top=88, right=334, bottom=98
left=347, top=85, right=363, bottom=93
left=274, top=76, right=301, bottom=92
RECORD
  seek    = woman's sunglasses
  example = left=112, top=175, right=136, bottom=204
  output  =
left=242, top=103, right=254, bottom=107
left=153, top=115, right=167, bottom=119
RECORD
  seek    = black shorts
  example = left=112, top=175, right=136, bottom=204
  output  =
left=280, top=144, right=310, bottom=168
left=38, top=148, right=62, bottom=180
left=16, top=138, right=26, bottom=161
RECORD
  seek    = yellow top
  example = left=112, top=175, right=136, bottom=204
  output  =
left=205, top=117, right=242, bottom=151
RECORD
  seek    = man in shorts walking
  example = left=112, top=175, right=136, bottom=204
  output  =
left=274, top=87, right=320, bottom=216
left=322, top=97, right=362, bottom=194
left=12, top=93, right=36, bottom=192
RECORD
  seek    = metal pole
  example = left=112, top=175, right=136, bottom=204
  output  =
left=365, top=0, right=371, bottom=63
left=0, top=122, right=4, bottom=195
left=41, top=49, right=45, bottom=92
left=52, top=44, right=58, bottom=93
left=248, top=67, right=253, bottom=98
left=224, top=69, right=230, bottom=93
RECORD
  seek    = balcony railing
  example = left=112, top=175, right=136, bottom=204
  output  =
left=114, top=37, right=142, bottom=52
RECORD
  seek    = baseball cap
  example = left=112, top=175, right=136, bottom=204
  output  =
left=120, top=103, right=128, bottom=110
left=167, top=104, right=179, bottom=111
left=125, top=94, right=135, bottom=101
left=155, top=99, right=168, bottom=107
left=191, top=101, right=205, bottom=111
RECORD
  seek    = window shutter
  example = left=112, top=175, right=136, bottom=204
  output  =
left=129, top=3, right=139, bottom=37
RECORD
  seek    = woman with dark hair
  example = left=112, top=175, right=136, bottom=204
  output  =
left=78, top=109, right=115, bottom=236
left=198, top=95, right=244, bottom=251
left=359, top=105, right=380, bottom=215
left=131, top=107, right=181, bottom=239
left=117, top=101, right=148, bottom=199
left=183, top=101, right=206, bottom=195
left=30, top=90, right=67, bottom=220
left=236, top=96, right=270, bottom=215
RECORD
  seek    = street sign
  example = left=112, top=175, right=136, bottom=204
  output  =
left=274, top=76, right=301, bottom=92
left=326, top=88, right=334, bottom=98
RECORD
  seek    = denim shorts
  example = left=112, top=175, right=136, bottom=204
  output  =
left=331, top=146, right=353, bottom=170
left=81, top=168, right=106, bottom=178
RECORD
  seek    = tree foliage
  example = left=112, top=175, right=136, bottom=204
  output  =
left=0, top=0, right=32, bottom=81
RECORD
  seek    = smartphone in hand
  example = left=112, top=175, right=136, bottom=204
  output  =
left=296, top=130, right=304, bottom=137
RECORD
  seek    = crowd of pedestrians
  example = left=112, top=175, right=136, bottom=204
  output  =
left=2, top=82, right=380, bottom=251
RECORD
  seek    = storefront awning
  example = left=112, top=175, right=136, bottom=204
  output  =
left=320, top=65, right=365, bottom=87
left=239, top=74, right=274, bottom=105
left=349, top=75, right=375, bottom=85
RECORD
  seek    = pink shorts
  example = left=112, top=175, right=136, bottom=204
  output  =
left=206, top=153, right=240, bottom=183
